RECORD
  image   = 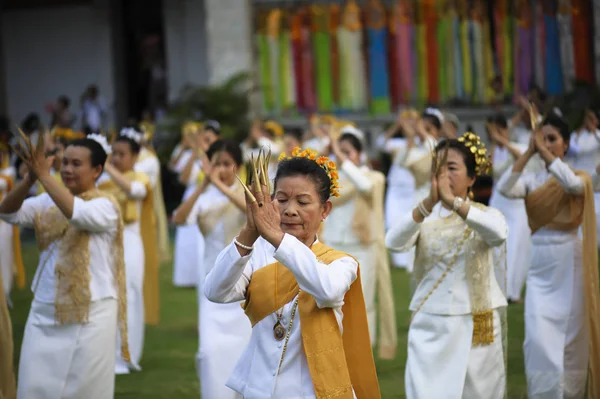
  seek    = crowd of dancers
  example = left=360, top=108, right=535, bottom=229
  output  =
left=0, top=98, right=600, bottom=398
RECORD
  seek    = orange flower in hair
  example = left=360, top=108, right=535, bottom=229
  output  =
left=278, top=147, right=340, bottom=197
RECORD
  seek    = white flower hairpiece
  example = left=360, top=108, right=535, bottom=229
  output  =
left=424, top=107, right=445, bottom=124
left=340, top=125, right=365, bottom=142
left=87, top=133, right=112, bottom=155
left=119, top=127, right=143, bottom=143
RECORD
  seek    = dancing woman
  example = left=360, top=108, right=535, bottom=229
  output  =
left=322, top=126, right=397, bottom=358
left=204, top=148, right=380, bottom=398
left=0, top=133, right=128, bottom=399
left=173, top=139, right=251, bottom=399
left=386, top=132, right=508, bottom=398
left=497, top=111, right=600, bottom=398
left=98, top=127, right=159, bottom=373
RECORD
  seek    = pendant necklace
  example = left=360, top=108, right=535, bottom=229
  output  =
left=273, top=263, right=286, bottom=341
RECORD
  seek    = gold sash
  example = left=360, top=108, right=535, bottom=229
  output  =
left=525, top=171, right=600, bottom=398
left=243, top=242, right=380, bottom=399
left=33, top=189, right=130, bottom=362
left=137, top=148, right=171, bottom=263
left=98, top=171, right=161, bottom=325
left=0, top=174, right=25, bottom=290
left=0, top=272, right=16, bottom=399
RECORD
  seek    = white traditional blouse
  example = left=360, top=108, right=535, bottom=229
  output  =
left=204, top=234, right=358, bottom=398
left=386, top=203, right=508, bottom=315
left=0, top=194, right=120, bottom=303
left=322, top=160, right=373, bottom=245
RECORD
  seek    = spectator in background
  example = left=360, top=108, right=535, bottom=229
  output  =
left=80, top=85, right=107, bottom=133
left=48, top=95, right=75, bottom=129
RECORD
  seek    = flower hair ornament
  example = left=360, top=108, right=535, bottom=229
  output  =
left=87, top=133, right=112, bottom=155
left=119, top=127, right=144, bottom=144
left=278, top=147, right=340, bottom=197
left=263, top=120, right=284, bottom=137
left=457, top=131, right=492, bottom=176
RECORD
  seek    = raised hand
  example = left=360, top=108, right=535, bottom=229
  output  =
left=11, top=129, right=53, bottom=180
left=437, top=167, right=454, bottom=207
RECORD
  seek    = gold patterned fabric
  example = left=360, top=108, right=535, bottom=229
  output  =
left=242, top=242, right=380, bottom=399
left=412, top=202, right=504, bottom=347
left=33, top=189, right=130, bottom=362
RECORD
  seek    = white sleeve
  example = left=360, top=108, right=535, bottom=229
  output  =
left=547, top=158, right=585, bottom=195
left=0, top=179, right=7, bottom=192
left=465, top=206, right=508, bottom=247
left=69, top=197, right=119, bottom=233
left=273, top=234, right=358, bottom=309
left=341, top=161, right=373, bottom=193
left=128, top=181, right=148, bottom=200
left=496, top=167, right=534, bottom=199
left=385, top=211, right=421, bottom=252
left=0, top=194, right=49, bottom=227
left=204, top=241, right=253, bottom=303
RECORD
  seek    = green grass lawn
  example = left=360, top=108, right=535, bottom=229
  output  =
left=9, top=241, right=528, bottom=398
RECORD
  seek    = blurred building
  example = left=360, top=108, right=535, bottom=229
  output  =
left=0, top=0, right=251, bottom=128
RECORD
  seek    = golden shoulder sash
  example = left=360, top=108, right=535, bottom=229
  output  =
left=525, top=171, right=600, bottom=398
left=98, top=171, right=160, bottom=325
left=243, top=242, right=381, bottom=399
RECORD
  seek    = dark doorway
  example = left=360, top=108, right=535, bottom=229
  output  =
left=115, top=0, right=167, bottom=124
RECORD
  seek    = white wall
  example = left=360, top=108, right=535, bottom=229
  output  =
left=163, top=0, right=209, bottom=103
left=2, top=4, right=115, bottom=128
left=204, top=0, right=251, bottom=85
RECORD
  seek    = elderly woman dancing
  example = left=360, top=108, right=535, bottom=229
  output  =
left=204, top=148, right=380, bottom=398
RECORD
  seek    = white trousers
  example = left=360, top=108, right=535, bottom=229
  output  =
left=18, top=298, right=118, bottom=399
left=405, top=310, right=506, bottom=399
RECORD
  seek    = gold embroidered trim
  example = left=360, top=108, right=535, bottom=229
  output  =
left=472, top=310, right=494, bottom=345
left=412, top=203, right=498, bottom=346
left=33, top=189, right=130, bottom=361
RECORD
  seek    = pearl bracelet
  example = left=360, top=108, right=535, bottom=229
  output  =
left=234, top=237, right=254, bottom=251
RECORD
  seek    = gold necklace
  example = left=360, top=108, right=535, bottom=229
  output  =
left=273, top=263, right=287, bottom=341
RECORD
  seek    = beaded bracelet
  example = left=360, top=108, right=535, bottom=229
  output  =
left=417, top=201, right=431, bottom=218
left=234, top=237, right=253, bottom=251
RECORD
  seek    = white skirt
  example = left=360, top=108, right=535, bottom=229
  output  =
left=18, top=298, right=118, bottom=399
left=525, top=232, right=588, bottom=398
left=406, top=310, right=505, bottom=399
left=489, top=190, right=531, bottom=301
left=172, top=224, right=204, bottom=287
left=0, top=220, right=14, bottom=296
left=115, top=228, right=145, bottom=373
left=196, top=294, right=250, bottom=399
